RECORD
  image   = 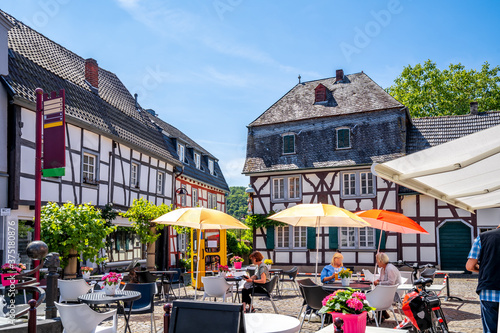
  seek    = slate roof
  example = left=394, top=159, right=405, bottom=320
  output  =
left=249, top=72, right=403, bottom=127
left=141, top=111, right=230, bottom=191
left=0, top=10, right=229, bottom=191
left=407, top=111, right=500, bottom=154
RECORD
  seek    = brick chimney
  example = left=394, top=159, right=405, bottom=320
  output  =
left=85, top=58, right=98, bottom=88
left=470, top=101, right=478, bottom=115
left=336, top=69, right=344, bottom=82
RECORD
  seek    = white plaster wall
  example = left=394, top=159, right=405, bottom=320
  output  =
left=402, top=247, right=417, bottom=261
left=387, top=252, right=398, bottom=262
left=358, top=252, right=373, bottom=264
left=20, top=145, right=35, bottom=175
left=343, top=200, right=358, bottom=212
left=120, top=146, right=131, bottom=161
left=402, top=234, right=416, bottom=243
left=166, top=164, right=173, bottom=172
left=331, top=173, right=340, bottom=191
left=420, top=247, right=436, bottom=262
left=99, top=185, right=109, bottom=206
left=67, top=124, right=81, bottom=150
left=420, top=222, right=435, bottom=243
left=303, top=174, right=318, bottom=192
left=359, top=199, right=374, bottom=211
left=112, top=186, right=125, bottom=206
left=158, top=160, right=165, bottom=170
left=254, top=198, right=266, bottom=214
left=21, top=108, right=36, bottom=143
left=100, top=163, right=109, bottom=185
left=0, top=23, right=10, bottom=76
left=149, top=170, right=157, bottom=193
left=379, top=193, right=396, bottom=210
left=141, top=154, right=149, bottom=163
left=150, top=157, right=158, bottom=168
left=253, top=178, right=269, bottom=195
left=324, top=252, right=334, bottom=265
left=420, top=196, right=436, bottom=216
left=477, top=208, right=500, bottom=227
left=82, top=130, right=99, bottom=151
left=81, top=187, right=98, bottom=205
left=272, top=203, right=287, bottom=212
left=276, top=252, right=289, bottom=263
left=386, top=235, right=397, bottom=249
left=20, top=177, right=35, bottom=200
left=292, top=252, right=307, bottom=263
left=401, top=196, right=416, bottom=216
left=342, top=252, right=356, bottom=263
left=132, top=150, right=141, bottom=160
left=62, top=183, right=78, bottom=203
left=41, top=181, right=59, bottom=202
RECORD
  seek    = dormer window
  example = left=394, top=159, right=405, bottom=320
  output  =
left=336, top=127, right=351, bottom=149
left=177, top=143, right=185, bottom=163
left=208, top=159, right=214, bottom=175
left=314, top=84, right=328, bottom=104
left=194, top=152, right=201, bottom=169
left=282, top=133, right=295, bottom=154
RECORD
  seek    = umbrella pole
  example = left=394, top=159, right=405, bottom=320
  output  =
left=194, top=229, right=202, bottom=300
left=315, top=220, right=320, bottom=284
left=373, top=222, right=384, bottom=274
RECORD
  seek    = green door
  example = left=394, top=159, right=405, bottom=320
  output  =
left=439, top=221, right=472, bottom=270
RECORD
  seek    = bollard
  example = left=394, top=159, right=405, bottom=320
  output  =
left=333, top=317, right=344, bottom=333
left=44, top=252, right=60, bottom=319
left=164, top=303, right=172, bottom=331
left=28, top=299, right=37, bottom=333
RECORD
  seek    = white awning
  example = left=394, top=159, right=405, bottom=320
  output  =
left=374, top=124, right=500, bottom=213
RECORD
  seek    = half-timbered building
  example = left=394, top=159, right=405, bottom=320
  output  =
left=243, top=69, right=500, bottom=271
left=0, top=10, right=229, bottom=269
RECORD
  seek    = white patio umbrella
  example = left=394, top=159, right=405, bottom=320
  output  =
left=153, top=207, right=249, bottom=299
left=268, top=203, right=370, bottom=283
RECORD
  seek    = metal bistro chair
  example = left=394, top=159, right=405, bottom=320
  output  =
left=168, top=268, right=188, bottom=298
left=296, top=278, right=317, bottom=319
left=55, top=302, right=117, bottom=333
left=279, top=266, right=300, bottom=296
left=58, top=279, right=94, bottom=303
left=136, top=271, right=161, bottom=299
left=250, top=275, right=279, bottom=314
left=123, top=283, right=156, bottom=333
left=298, top=284, right=332, bottom=332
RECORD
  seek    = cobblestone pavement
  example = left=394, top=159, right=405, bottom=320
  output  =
left=101, top=275, right=482, bottom=333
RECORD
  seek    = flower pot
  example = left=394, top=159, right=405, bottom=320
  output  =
left=219, top=272, right=226, bottom=277
left=1, top=273, right=18, bottom=286
left=329, top=311, right=367, bottom=333
left=266, top=264, right=272, bottom=270
left=234, top=262, right=242, bottom=269
left=82, top=272, right=91, bottom=279
left=341, top=277, right=351, bottom=287
left=104, top=284, right=117, bottom=296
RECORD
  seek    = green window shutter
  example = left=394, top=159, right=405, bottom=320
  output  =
left=115, top=232, right=120, bottom=251
left=283, top=135, right=295, bottom=154
left=329, top=227, right=338, bottom=249
left=266, top=226, right=275, bottom=250
left=337, top=128, right=350, bottom=148
left=307, top=227, right=316, bottom=250
left=375, top=229, right=386, bottom=250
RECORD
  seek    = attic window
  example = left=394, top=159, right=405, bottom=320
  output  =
left=194, top=152, right=201, bottom=169
left=177, top=143, right=185, bottom=163
left=336, top=128, right=351, bottom=149
left=208, top=159, right=214, bottom=175
left=283, top=134, right=295, bottom=154
left=314, top=84, right=328, bottom=104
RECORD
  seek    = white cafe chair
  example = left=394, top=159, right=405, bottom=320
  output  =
left=201, top=276, right=233, bottom=302
left=365, top=284, right=400, bottom=327
left=58, top=279, right=94, bottom=303
left=55, top=302, right=117, bottom=333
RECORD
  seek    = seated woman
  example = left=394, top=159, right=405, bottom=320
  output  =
left=242, top=251, right=269, bottom=313
left=321, top=252, right=345, bottom=284
left=373, top=252, right=402, bottom=286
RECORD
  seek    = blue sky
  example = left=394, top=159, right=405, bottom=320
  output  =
left=3, top=1, right=500, bottom=187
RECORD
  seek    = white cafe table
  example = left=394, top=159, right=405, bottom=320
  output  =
left=397, top=283, right=445, bottom=293
left=316, top=324, right=409, bottom=333
left=245, top=313, right=300, bottom=333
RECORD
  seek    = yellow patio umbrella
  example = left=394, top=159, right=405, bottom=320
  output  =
left=268, top=203, right=370, bottom=282
left=153, top=207, right=249, bottom=298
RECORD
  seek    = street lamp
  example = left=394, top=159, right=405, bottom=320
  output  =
left=175, top=187, right=188, bottom=208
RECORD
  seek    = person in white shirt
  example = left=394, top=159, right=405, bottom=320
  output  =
left=374, top=252, right=401, bottom=286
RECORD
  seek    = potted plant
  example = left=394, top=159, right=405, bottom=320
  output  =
left=319, top=288, right=375, bottom=332
left=338, top=268, right=352, bottom=287
left=81, top=266, right=93, bottom=279
left=1, top=263, right=25, bottom=286
left=101, top=272, right=123, bottom=295
left=230, top=256, right=244, bottom=269
left=264, top=259, right=273, bottom=270
left=218, top=265, right=229, bottom=277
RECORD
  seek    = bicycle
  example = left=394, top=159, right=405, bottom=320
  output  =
left=397, top=261, right=449, bottom=333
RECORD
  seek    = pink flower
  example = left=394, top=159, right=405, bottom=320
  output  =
left=322, top=294, right=336, bottom=306
left=352, top=292, right=366, bottom=300
left=346, top=298, right=363, bottom=311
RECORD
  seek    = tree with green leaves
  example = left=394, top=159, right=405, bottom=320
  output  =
left=40, top=202, right=115, bottom=277
left=387, top=60, right=500, bottom=117
left=226, top=186, right=249, bottom=221
left=120, top=198, right=172, bottom=269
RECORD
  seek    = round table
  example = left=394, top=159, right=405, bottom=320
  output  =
left=322, top=281, right=372, bottom=292
left=78, top=290, right=141, bottom=333
left=245, top=313, right=300, bottom=333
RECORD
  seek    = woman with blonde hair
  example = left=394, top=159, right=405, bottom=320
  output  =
left=321, top=251, right=345, bottom=283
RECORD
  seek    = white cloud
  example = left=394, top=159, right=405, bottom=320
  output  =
left=220, top=157, right=248, bottom=187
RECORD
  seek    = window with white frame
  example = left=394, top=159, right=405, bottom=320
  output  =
left=192, top=188, right=198, bottom=207
left=208, top=159, right=214, bottom=175
left=336, top=128, right=350, bottom=149
left=178, top=233, right=187, bottom=252
left=157, top=171, right=165, bottom=194
left=82, top=152, right=98, bottom=183
left=294, top=226, right=307, bottom=248
left=276, top=226, right=290, bottom=248
left=272, top=176, right=301, bottom=202
left=208, top=193, right=217, bottom=209
left=177, top=143, right=185, bottom=163
left=341, top=171, right=375, bottom=198
left=131, top=162, right=139, bottom=188
left=283, top=134, right=295, bottom=154
left=340, top=227, right=376, bottom=249
left=194, top=153, right=201, bottom=169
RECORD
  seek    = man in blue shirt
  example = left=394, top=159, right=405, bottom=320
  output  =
left=466, top=225, right=500, bottom=333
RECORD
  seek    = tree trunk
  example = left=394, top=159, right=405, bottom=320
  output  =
left=64, top=248, right=77, bottom=279
left=147, top=226, right=156, bottom=270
